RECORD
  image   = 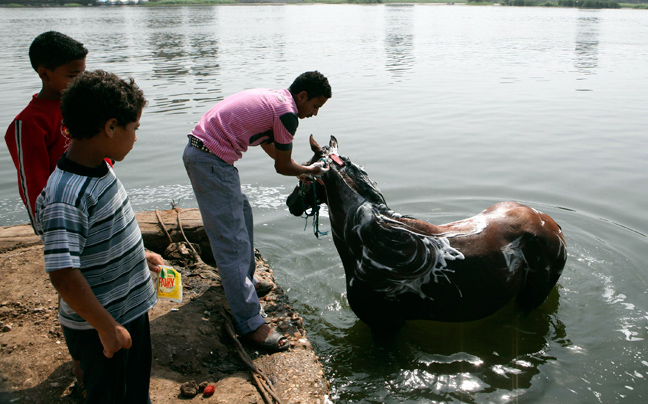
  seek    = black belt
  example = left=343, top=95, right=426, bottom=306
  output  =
left=188, top=135, right=212, bottom=154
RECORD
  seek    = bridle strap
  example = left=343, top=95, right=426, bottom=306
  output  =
left=329, top=154, right=344, bottom=166
left=300, top=179, right=328, bottom=239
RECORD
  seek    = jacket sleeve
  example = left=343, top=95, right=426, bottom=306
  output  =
left=5, top=118, right=54, bottom=228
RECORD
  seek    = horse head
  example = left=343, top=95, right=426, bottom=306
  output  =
left=285, top=135, right=330, bottom=216
left=286, top=135, right=387, bottom=217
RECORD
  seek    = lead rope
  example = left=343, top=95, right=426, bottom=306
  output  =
left=300, top=177, right=329, bottom=239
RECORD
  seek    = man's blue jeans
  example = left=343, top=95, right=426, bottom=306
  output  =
left=182, top=143, right=265, bottom=335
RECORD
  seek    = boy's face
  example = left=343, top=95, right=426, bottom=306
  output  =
left=295, top=91, right=328, bottom=119
left=111, top=112, right=141, bottom=162
left=41, top=58, right=86, bottom=95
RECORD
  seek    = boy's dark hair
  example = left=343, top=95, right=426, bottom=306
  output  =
left=29, top=31, right=88, bottom=72
left=289, top=71, right=332, bottom=100
left=61, top=70, right=147, bottom=140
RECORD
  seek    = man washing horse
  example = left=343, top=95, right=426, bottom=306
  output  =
left=183, top=72, right=332, bottom=351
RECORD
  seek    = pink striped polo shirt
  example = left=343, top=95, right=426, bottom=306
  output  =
left=191, top=88, right=299, bottom=164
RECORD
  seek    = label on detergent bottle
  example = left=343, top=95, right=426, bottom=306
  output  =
left=157, top=265, right=183, bottom=303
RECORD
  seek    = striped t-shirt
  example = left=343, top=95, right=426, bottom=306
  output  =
left=35, top=156, right=156, bottom=330
left=191, top=88, right=299, bottom=164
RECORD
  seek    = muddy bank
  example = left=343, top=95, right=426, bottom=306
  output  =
left=0, top=208, right=330, bottom=403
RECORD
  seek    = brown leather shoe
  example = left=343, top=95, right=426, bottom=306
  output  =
left=255, top=279, right=274, bottom=297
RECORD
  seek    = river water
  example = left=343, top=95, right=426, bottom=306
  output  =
left=1, top=4, right=647, bottom=403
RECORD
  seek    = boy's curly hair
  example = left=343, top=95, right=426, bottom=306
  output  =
left=289, top=71, right=332, bottom=100
left=61, top=70, right=147, bottom=140
left=29, top=31, right=88, bottom=72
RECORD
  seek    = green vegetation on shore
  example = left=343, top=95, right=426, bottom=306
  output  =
left=138, top=0, right=648, bottom=8
left=144, top=0, right=644, bottom=6
left=151, top=0, right=234, bottom=5
left=620, top=2, right=648, bottom=6
left=150, top=0, right=460, bottom=4
left=136, top=0, right=463, bottom=5
left=2, top=0, right=647, bottom=8
left=498, top=0, right=621, bottom=8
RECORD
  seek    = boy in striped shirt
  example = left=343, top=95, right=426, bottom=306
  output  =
left=35, top=70, right=163, bottom=404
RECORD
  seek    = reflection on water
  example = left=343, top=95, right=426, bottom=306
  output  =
left=385, top=5, right=414, bottom=80
left=125, top=183, right=289, bottom=212
left=574, top=11, right=600, bottom=77
left=324, top=288, right=564, bottom=402
left=309, top=202, right=648, bottom=402
left=143, top=9, right=223, bottom=114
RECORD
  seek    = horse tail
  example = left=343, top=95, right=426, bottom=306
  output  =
left=516, top=228, right=567, bottom=311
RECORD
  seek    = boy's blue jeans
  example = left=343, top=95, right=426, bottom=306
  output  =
left=182, top=143, right=265, bottom=335
left=62, top=313, right=152, bottom=404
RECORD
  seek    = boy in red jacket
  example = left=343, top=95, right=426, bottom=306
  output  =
left=4, top=30, right=88, bottom=396
left=4, top=31, right=87, bottom=230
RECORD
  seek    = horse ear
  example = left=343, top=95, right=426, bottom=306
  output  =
left=310, top=134, right=322, bottom=153
left=329, top=136, right=338, bottom=150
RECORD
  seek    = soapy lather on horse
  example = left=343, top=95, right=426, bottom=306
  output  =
left=286, top=136, right=567, bottom=330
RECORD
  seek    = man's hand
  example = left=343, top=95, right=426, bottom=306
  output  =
left=306, top=161, right=329, bottom=177
left=145, top=251, right=164, bottom=273
left=98, top=324, right=132, bottom=358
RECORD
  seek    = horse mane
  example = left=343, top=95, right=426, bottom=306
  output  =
left=338, top=155, right=387, bottom=206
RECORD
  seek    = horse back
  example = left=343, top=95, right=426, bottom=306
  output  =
left=435, top=201, right=567, bottom=313
left=339, top=201, right=567, bottom=325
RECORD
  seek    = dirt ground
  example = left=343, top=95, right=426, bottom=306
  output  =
left=0, top=210, right=330, bottom=404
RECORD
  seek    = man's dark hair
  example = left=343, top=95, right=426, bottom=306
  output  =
left=29, top=31, right=88, bottom=72
left=289, top=71, right=332, bottom=100
left=61, top=70, right=147, bottom=140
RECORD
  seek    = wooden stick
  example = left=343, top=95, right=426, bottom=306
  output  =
left=154, top=209, right=173, bottom=245
left=219, top=308, right=284, bottom=404
left=174, top=206, right=199, bottom=256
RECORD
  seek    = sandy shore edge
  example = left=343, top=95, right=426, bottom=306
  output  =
left=0, top=208, right=330, bottom=403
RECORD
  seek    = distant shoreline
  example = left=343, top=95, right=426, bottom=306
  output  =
left=0, top=0, right=462, bottom=9
left=2, top=0, right=452, bottom=8
left=2, top=0, right=647, bottom=9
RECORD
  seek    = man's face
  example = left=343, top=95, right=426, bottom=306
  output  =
left=43, top=58, right=86, bottom=94
left=295, top=91, right=328, bottom=119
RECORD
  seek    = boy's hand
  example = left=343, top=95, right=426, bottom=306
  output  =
left=99, top=324, right=132, bottom=358
left=145, top=251, right=164, bottom=273
left=49, top=268, right=136, bottom=358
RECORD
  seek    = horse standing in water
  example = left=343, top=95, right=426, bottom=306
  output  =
left=286, top=136, right=567, bottom=330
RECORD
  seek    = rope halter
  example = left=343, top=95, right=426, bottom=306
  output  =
left=301, top=158, right=329, bottom=239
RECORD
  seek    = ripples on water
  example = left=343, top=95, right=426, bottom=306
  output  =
left=1, top=5, right=647, bottom=403
left=298, top=204, right=648, bottom=403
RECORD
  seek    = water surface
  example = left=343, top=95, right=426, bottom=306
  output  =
left=1, top=5, right=647, bottom=403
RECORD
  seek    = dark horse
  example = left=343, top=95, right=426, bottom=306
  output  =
left=286, top=136, right=567, bottom=330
